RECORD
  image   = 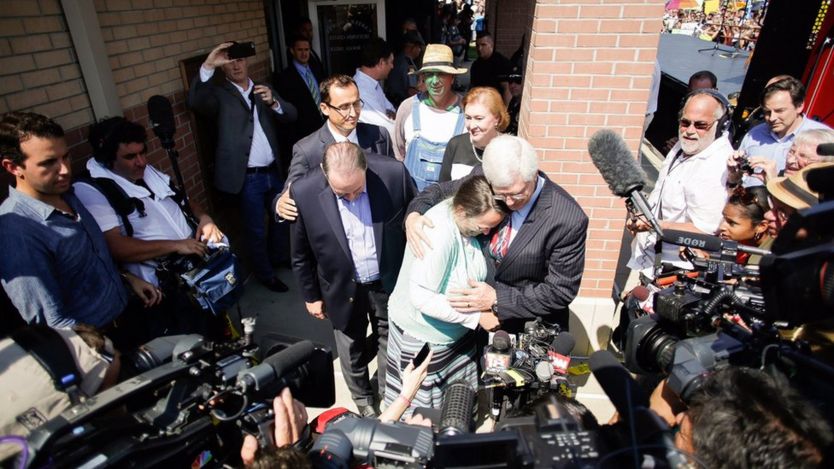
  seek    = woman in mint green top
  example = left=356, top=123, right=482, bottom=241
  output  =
left=384, top=176, right=508, bottom=416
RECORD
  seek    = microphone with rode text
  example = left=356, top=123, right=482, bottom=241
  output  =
left=661, top=229, right=771, bottom=257
left=439, top=380, right=476, bottom=436
left=589, top=351, right=688, bottom=467
left=588, top=129, right=663, bottom=237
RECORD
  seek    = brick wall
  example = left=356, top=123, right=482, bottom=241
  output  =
left=0, top=0, right=94, bottom=169
left=490, top=0, right=535, bottom=59
left=519, top=0, right=664, bottom=299
left=0, top=0, right=273, bottom=207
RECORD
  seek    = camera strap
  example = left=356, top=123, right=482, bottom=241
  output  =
left=11, top=327, right=84, bottom=406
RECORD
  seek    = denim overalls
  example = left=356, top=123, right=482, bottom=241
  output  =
left=404, top=95, right=465, bottom=191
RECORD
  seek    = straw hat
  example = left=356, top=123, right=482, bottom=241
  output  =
left=766, top=162, right=832, bottom=209
left=410, top=44, right=468, bottom=75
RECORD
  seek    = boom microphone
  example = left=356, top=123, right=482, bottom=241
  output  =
left=439, top=380, right=476, bottom=436
left=588, top=129, right=663, bottom=236
left=147, top=95, right=177, bottom=148
left=551, top=332, right=575, bottom=356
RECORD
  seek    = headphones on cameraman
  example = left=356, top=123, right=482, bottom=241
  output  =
left=682, top=88, right=732, bottom=138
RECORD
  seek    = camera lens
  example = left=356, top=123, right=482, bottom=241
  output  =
left=635, top=326, right=679, bottom=373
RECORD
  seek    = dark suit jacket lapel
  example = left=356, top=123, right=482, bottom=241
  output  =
left=356, top=124, right=380, bottom=153
left=319, top=185, right=352, bottom=261
left=496, top=179, right=554, bottom=274
left=222, top=81, right=251, bottom=113
left=365, top=169, right=390, bottom=252
left=318, top=125, right=337, bottom=153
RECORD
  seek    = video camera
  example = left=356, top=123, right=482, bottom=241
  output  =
left=623, top=195, right=834, bottom=405
left=22, top=325, right=334, bottom=468
left=309, top=351, right=688, bottom=468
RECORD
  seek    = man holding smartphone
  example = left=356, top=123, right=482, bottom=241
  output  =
left=188, top=41, right=298, bottom=293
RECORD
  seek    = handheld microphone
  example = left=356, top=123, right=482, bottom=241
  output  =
left=588, top=129, right=663, bottom=236
left=439, top=380, right=476, bottom=436
left=147, top=95, right=177, bottom=149
left=548, top=332, right=575, bottom=375
left=484, top=330, right=512, bottom=373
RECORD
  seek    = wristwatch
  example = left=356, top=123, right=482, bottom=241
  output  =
left=491, top=300, right=498, bottom=314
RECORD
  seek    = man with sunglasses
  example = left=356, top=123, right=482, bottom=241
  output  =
left=274, top=75, right=393, bottom=221
left=626, top=91, right=732, bottom=281
left=289, top=142, right=415, bottom=417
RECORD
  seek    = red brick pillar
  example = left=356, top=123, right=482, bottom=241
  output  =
left=520, top=0, right=664, bottom=350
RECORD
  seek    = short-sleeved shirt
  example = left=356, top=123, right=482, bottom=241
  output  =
left=74, top=161, right=194, bottom=285
left=0, top=187, right=127, bottom=328
left=470, top=52, right=511, bottom=96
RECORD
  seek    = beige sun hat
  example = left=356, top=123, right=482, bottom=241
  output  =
left=766, top=162, right=832, bottom=210
left=410, top=44, right=468, bottom=75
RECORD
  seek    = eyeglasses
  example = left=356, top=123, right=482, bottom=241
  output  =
left=323, top=99, right=364, bottom=116
left=493, top=189, right=528, bottom=202
left=679, top=118, right=716, bottom=131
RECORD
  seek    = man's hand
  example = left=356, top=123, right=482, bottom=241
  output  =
left=276, top=188, right=297, bottom=221
left=625, top=217, right=652, bottom=236
left=405, top=212, right=434, bottom=259
left=174, top=238, right=208, bottom=257
left=195, top=215, right=224, bottom=244
left=478, top=312, right=500, bottom=331
left=649, top=379, right=685, bottom=427
left=448, top=279, right=496, bottom=313
left=240, top=388, right=308, bottom=465
left=745, top=156, right=777, bottom=183
left=203, top=42, right=234, bottom=69
left=726, top=150, right=746, bottom=184
left=253, top=84, right=275, bottom=106
left=305, top=300, right=326, bottom=320
left=123, top=272, right=163, bottom=307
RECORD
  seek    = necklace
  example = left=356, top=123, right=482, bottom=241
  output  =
left=471, top=141, right=483, bottom=163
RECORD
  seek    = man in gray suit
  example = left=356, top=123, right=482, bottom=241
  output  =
left=275, top=74, right=394, bottom=221
left=405, top=135, right=588, bottom=334
left=188, top=42, right=297, bottom=292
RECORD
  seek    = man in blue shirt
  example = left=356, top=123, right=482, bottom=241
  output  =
left=729, top=76, right=831, bottom=187
left=0, top=112, right=160, bottom=348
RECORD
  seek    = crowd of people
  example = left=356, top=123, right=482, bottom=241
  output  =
left=2, top=4, right=833, bottom=466
left=664, top=4, right=765, bottom=50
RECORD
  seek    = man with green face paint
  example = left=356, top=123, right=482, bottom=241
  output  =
left=392, top=44, right=468, bottom=191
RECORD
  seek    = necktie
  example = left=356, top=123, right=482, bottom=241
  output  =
left=304, top=67, right=321, bottom=105
left=489, top=217, right=512, bottom=263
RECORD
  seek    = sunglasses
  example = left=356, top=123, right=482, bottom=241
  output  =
left=508, top=74, right=523, bottom=84
left=679, top=118, right=716, bottom=131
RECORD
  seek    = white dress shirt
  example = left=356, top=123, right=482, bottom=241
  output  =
left=199, top=66, right=281, bottom=168
left=354, top=68, right=396, bottom=136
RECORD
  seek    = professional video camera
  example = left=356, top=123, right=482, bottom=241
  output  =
left=309, top=351, right=688, bottom=468
left=22, top=325, right=335, bottom=468
left=624, top=197, right=834, bottom=404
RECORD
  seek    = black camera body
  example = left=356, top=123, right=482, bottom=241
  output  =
left=24, top=334, right=334, bottom=468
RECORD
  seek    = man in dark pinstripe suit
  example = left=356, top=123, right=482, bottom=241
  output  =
left=405, top=135, right=588, bottom=334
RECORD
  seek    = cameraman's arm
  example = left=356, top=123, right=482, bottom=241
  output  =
left=103, top=228, right=208, bottom=262
left=379, top=350, right=432, bottom=422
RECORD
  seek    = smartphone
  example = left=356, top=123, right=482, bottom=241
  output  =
left=226, top=41, right=256, bottom=60
left=412, top=343, right=431, bottom=367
